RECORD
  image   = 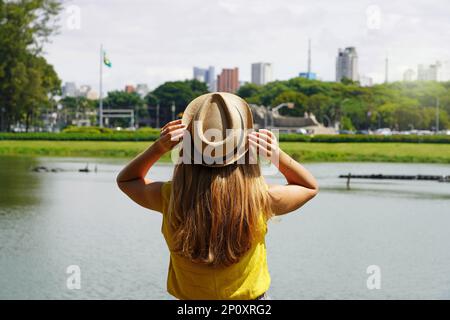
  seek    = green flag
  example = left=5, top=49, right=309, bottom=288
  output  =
left=103, top=51, right=112, bottom=68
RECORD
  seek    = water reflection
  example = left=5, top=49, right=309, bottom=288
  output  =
left=0, top=156, right=42, bottom=209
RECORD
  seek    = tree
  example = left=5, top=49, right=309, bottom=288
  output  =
left=103, top=91, right=144, bottom=109
left=237, top=83, right=262, bottom=101
left=102, top=91, right=146, bottom=128
left=149, top=80, right=208, bottom=123
left=306, top=94, right=333, bottom=126
left=273, top=90, right=308, bottom=117
left=0, top=0, right=62, bottom=131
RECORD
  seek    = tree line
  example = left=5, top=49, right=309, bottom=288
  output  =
left=64, top=77, right=449, bottom=131
left=237, top=78, right=450, bottom=131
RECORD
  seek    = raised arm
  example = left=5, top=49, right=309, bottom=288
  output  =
left=248, top=129, right=319, bottom=215
left=116, top=119, right=186, bottom=212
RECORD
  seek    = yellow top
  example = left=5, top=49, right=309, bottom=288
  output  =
left=160, top=181, right=271, bottom=300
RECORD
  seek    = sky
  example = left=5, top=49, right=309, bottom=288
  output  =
left=44, top=0, right=450, bottom=93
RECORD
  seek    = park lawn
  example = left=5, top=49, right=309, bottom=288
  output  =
left=279, top=142, right=450, bottom=163
left=0, top=140, right=450, bottom=163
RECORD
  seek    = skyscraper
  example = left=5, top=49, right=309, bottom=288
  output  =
left=336, top=47, right=359, bottom=82
left=417, top=62, right=441, bottom=81
left=193, top=66, right=216, bottom=92
left=251, top=62, right=273, bottom=85
left=62, top=82, right=78, bottom=97
left=217, top=68, right=239, bottom=93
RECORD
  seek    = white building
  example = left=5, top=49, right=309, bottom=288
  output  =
left=193, top=66, right=216, bottom=92
left=136, top=84, right=150, bottom=98
left=251, top=62, right=273, bottom=86
left=62, top=82, right=78, bottom=97
left=418, top=62, right=440, bottom=81
left=359, top=75, right=373, bottom=87
left=403, top=69, right=416, bottom=81
left=336, top=47, right=359, bottom=82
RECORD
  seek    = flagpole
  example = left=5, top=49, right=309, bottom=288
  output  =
left=99, top=44, right=103, bottom=128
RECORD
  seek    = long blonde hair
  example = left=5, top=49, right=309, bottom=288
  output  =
left=167, top=154, right=272, bottom=267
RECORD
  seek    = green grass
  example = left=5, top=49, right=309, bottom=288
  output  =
left=279, top=142, right=450, bottom=163
left=1, top=140, right=450, bottom=163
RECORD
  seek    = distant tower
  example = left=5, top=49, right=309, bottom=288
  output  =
left=307, top=38, right=312, bottom=74
left=299, top=39, right=317, bottom=80
left=384, top=56, right=389, bottom=83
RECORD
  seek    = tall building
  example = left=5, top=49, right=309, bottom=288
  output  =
left=62, top=82, right=78, bottom=97
left=217, top=68, right=239, bottom=93
left=125, top=85, right=136, bottom=93
left=403, top=69, right=415, bottom=81
left=193, top=66, right=216, bottom=92
left=336, top=47, right=359, bottom=82
left=417, top=62, right=441, bottom=81
left=251, top=62, right=272, bottom=85
left=136, top=84, right=149, bottom=98
left=78, top=85, right=91, bottom=97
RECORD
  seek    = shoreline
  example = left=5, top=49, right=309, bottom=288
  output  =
left=0, top=140, right=450, bottom=163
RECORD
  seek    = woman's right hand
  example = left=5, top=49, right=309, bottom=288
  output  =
left=156, top=119, right=187, bottom=153
left=248, top=129, right=280, bottom=163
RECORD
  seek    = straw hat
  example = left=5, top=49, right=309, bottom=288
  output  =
left=181, top=92, right=254, bottom=167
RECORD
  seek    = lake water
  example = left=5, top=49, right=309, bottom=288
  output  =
left=0, top=156, right=449, bottom=300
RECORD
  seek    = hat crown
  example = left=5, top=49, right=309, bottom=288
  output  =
left=181, top=92, right=253, bottom=166
left=194, top=93, right=240, bottom=144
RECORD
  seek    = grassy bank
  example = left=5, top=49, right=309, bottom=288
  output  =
left=1, top=140, right=450, bottom=163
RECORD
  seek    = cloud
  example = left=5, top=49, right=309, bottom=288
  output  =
left=44, top=0, right=450, bottom=91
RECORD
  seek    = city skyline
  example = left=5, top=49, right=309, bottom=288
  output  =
left=45, top=0, right=450, bottom=92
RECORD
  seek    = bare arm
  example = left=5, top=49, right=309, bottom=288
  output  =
left=116, top=119, right=185, bottom=212
left=248, top=129, right=319, bottom=215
